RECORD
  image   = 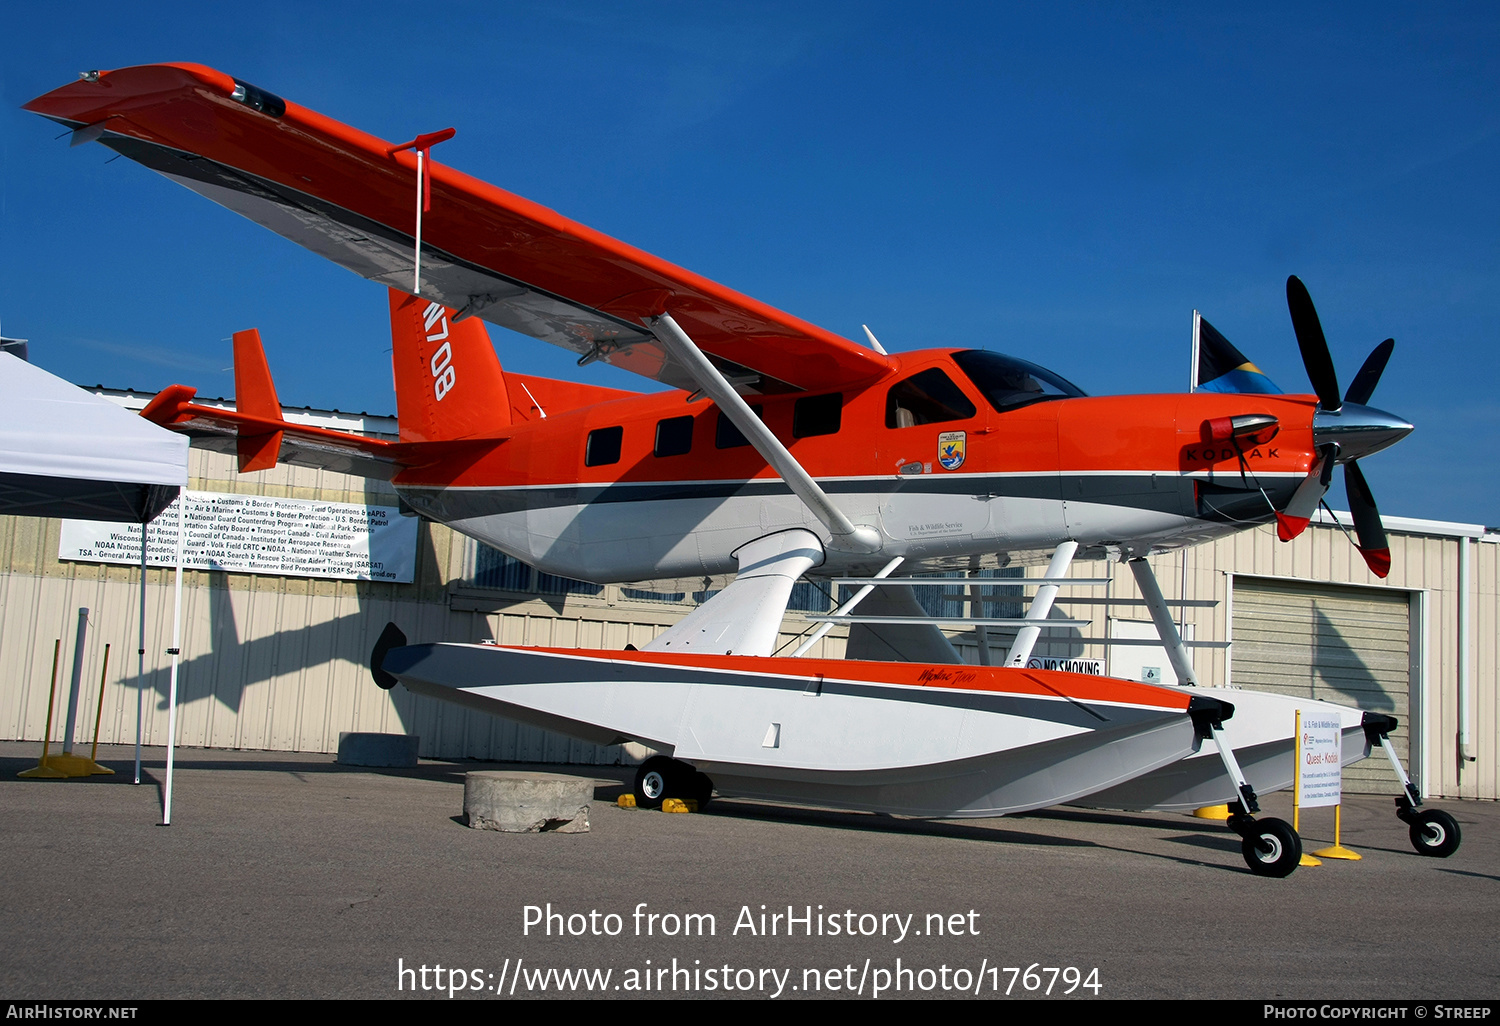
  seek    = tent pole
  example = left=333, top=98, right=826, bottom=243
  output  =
left=162, top=496, right=185, bottom=825
left=135, top=520, right=146, bottom=785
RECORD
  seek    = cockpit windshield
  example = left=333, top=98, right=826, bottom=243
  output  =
left=951, top=350, right=1087, bottom=413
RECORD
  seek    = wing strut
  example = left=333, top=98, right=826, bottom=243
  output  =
left=649, top=313, right=882, bottom=553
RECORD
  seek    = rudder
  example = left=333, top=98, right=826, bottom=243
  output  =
left=388, top=288, right=510, bottom=442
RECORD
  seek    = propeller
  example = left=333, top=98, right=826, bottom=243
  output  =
left=1344, top=337, right=1394, bottom=407
left=1344, top=461, right=1391, bottom=577
left=1286, top=276, right=1343, bottom=413
left=1279, top=277, right=1406, bottom=578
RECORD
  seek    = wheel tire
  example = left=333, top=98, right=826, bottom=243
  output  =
left=1409, top=809, right=1461, bottom=858
left=692, top=771, right=714, bottom=807
left=1240, top=817, right=1302, bottom=877
left=633, top=756, right=681, bottom=810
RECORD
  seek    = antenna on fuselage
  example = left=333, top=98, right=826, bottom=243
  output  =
left=517, top=380, right=547, bottom=419
left=861, top=324, right=889, bottom=356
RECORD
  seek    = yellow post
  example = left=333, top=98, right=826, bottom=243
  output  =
left=19, top=641, right=68, bottom=779
left=1294, top=710, right=1322, bottom=866
left=1313, top=802, right=1362, bottom=860
left=85, top=644, right=116, bottom=775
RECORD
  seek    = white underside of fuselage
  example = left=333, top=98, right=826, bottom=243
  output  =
left=401, top=473, right=1295, bottom=582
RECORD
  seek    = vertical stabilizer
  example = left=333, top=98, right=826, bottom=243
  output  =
left=232, top=328, right=285, bottom=472
left=388, top=289, right=510, bottom=443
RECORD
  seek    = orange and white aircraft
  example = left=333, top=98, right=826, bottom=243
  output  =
left=26, top=64, right=1458, bottom=872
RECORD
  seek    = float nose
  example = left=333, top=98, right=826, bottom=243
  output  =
left=1313, top=403, right=1413, bottom=462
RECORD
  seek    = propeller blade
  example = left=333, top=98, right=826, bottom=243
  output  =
left=1344, top=460, right=1391, bottom=577
left=1344, top=338, right=1394, bottom=406
left=1286, top=276, right=1342, bottom=412
left=1276, top=445, right=1335, bottom=541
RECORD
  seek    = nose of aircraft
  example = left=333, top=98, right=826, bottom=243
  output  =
left=1313, top=402, right=1414, bottom=462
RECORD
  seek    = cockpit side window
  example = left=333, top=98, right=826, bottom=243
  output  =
left=951, top=350, right=1086, bottom=413
left=885, top=368, right=977, bottom=428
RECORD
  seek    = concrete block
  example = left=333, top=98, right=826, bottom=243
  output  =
left=464, top=771, right=593, bottom=833
left=337, top=732, right=419, bottom=768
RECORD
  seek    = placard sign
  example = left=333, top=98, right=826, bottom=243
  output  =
left=1297, top=714, right=1343, bottom=808
left=60, top=491, right=418, bottom=583
left=1027, top=656, right=1105, bottom=676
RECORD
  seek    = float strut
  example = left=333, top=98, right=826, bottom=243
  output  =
left=1128, top=556, right=1199, bottom=686
left=1003, top=541, right=1077, bottom=667
left=1209, top=723, right=1261, bottom=820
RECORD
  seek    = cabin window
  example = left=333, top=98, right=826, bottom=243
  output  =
left=654, top=415, right=694, bottom=457
left=715, top=404, right=765, bottom=449
left=792, top=393, right=842, bottom=438
left=585, top=425, right=623, bottom=466
left=951, top=350, right=1086, bottom=413
left=886, top=368, right=977, bottom=428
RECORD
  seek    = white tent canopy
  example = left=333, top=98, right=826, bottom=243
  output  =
left=0, top=352, right=188, bottom=521
left=1, top=351, right=190, bottom=819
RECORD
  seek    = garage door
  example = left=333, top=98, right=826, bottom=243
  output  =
left=1232, top=577, right=1412, bottom=794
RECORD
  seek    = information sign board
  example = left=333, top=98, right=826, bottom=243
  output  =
left=60, top=490, right=417, bottom=583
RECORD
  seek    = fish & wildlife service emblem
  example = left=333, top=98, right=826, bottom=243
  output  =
left=938, top=431, right=966, bottom=471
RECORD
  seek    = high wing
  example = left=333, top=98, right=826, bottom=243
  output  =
left=26, top=64, right=895, bottom=395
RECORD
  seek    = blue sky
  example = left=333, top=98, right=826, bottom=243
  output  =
left=2, top=3, right=1496, bottom=525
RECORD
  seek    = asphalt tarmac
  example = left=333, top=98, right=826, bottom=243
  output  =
left=1, top=740, right=1496, bottom=1001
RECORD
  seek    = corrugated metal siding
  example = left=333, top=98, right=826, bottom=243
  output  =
left=1469, top=538, right=1498, bottom=801
left=1232, top=577, right=1411, bottom=794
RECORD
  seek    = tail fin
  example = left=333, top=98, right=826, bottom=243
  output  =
left=388, top=289, right=510, bottom=443
left=232, top=328, right=285, bottom=472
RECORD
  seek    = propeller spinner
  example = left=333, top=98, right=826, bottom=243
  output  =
left=1278, top=277, right=1412, bottom=577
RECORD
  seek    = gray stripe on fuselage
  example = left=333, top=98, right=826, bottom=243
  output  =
left=399, top=472, right=1295, bottom=522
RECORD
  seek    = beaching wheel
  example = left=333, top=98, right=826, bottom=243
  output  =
left=1241, top=817, right=1301, bottom=877
left=1408, top=809, right=1461, bottom=858
left=634, top=756, right=683, bottom=810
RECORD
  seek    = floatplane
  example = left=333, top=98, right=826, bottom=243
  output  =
left=25, top=63, right=1460, bottom=874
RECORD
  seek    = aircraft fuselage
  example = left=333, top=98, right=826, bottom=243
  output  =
left=394, top=348, right=1318, bottom=582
